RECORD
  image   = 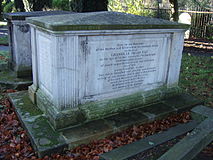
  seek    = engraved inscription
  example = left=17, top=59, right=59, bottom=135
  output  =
left=86, top=38, right=163, bottom=96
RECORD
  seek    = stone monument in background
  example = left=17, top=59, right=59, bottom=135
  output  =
left=179, top=12, right=191, bottom=39
left=4, top=11, right=72, bottom=78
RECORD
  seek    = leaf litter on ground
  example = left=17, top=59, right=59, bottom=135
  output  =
left=0, top=93, right=192, bottom=160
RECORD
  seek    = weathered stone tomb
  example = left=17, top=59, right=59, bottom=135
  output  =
left=4, top=11, right=71, bottom=78
left=27, top=11, right=188, bottom=129
left=8, top=12, right=203, bottom=157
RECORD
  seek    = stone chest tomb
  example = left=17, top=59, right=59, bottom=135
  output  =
left=26, top=11, right=189, bottom=130
left=4, top=11, right=71, bottom=78
left=9, top=12, right=204, bottom=156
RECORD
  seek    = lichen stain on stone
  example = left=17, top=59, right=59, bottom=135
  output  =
left=38, top=138, right=52, bottom=146
left=143, top=112, right=156, bottom=120
left=24, top=115, right=43, bottom=123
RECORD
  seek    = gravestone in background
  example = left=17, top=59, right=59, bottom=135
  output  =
left=26, top=11, right=188, bottom=129
left=4, top=11, right=72, bottom=78
left=179, top=12, right=191, bottom=39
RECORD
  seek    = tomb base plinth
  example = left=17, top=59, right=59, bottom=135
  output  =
left=0, top=70, right=32, bottom=90
left=8, top=91, right=203, bottom=157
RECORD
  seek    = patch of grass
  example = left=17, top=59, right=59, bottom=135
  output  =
left=180, top=54, right=213, bottom=107
left=0, top=36, right=8, bottom=45
left=0, top=21, right=7, bottom=27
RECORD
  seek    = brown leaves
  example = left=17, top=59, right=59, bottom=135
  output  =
left=0, top=94, right=193, bottom=160
left=201, top=143, right=213, bottom=157
left=0, top=55, right=6, bottom=60
left=0, top=96, right=36, bottom=160
left=58, top=112, right=192, bottom=160
left=4, top=89, right=17, bottom=93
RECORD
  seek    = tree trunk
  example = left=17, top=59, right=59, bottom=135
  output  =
left=22, top=0, right=52, bottom=11
left=70, top=0, right=83, bottom=12
left=32, top=0, right=52, bottom=11
left=14, top=0, right=25, bottom=12
left=169, top=0, right=179, bottom=21
left=70, top=0, right=108, bottom=12
left=82, top=0, right=108, bottom=12
left=22, top=0, right=31, bottom=11
left=0, top=0, right=3, bottom=20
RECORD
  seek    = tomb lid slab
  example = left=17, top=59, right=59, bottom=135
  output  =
left=26, top=11, right=189, bottom=31
left=4, top=11, right=73, bottom=21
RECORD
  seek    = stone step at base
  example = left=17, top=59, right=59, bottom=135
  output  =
left=158, top=118, right=213, bottom=160
left=0, top=61, right=8, bottom=71
left=100, top=120, right=199, bottom=160
left=100, top=105, right=213, bottom=160
left=157, top=105, right=213, bottom=160
left=0, top=71, right=32, bottom=90
left=8, top=91, right=203, bottom=157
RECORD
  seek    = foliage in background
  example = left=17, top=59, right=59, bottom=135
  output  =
left=158, top=9, right=170, bottom=20
left=3, top=1, right=15, bottom=13
left=0, top=51, right=9, bottom=61
left=108, top=0, right=156, bottom=17
left=0, top=36, right=8, bottom=45
left=70, top=0, right=108, bottom=12
left=69, top=0, right=83, bottom=12
left=52, top=0, right=69, bottom=11
left=178, top=0, right=213, bottom=10
left=82, top=0, right=108, bottom=12
left=21, top=0, right=52, bottom=11
left=169, top=0, right=179, bottom=21
left=14, top=0, right=25, bottom=12
left=180, top=54, right=213, bottom=107
left=206, top=25, right=213, bottom=40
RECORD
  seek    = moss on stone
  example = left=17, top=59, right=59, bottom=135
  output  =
left=8, top=91, right=68, bottom=157
left=36, top=89, right=87, bottom=129
left=8, top=90, right=204, bottom=157
left=80, top=87, right=180, bottom=121
left=15, top=66, right=32, bottom=78
left=0, top=70, right=31, bottom=82
left=4, top=11, right=72, bottom=20
left=138, top=103, right=175, bottom=121
left=0, top=51, right=9, bottom=71
left=35, top=86, right=182, bottom=129
left=0, top=71, right=32, bottom=90
left=163, top=93, right=203, bottom=112
left=27, top=11, right=189, bottom=31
